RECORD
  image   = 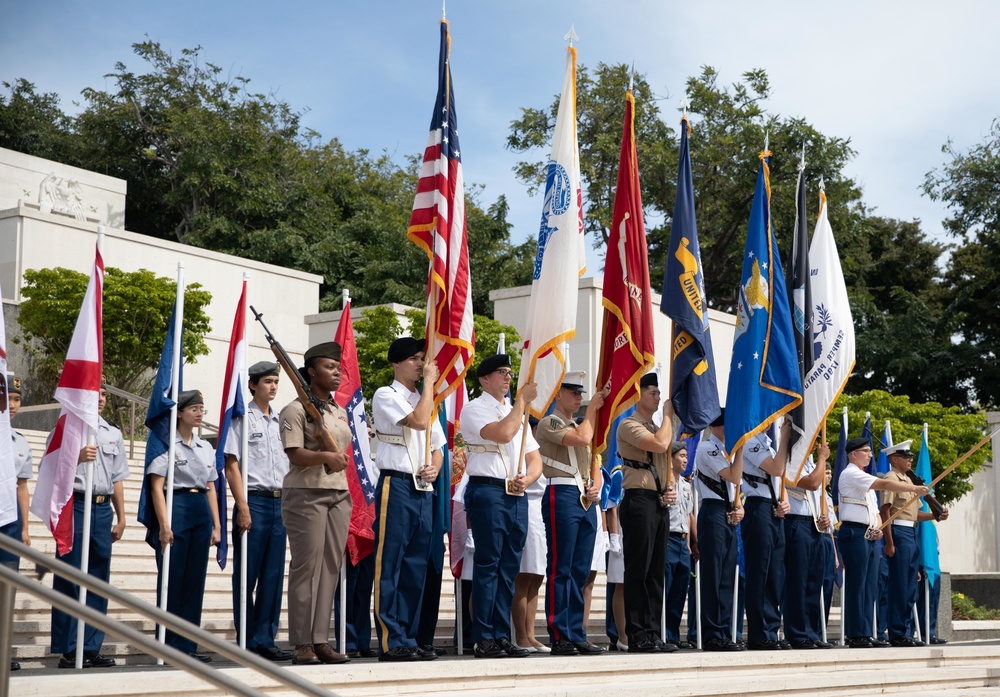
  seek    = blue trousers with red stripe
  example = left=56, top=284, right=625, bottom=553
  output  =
left=542, top=484, right=597, bottom=645
left=372, top=474, right=432, bottom=654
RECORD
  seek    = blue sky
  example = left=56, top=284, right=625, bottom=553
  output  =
left=4, top=1, right=999, bottom=274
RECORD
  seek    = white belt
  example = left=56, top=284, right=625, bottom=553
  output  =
left=786, top=488, right=806, bottom=501
left=375, top=431, right=433, bottom=493
left=543, top=456, right=578, bottom=477
left=892, top=520, right=916, bottom=528
left=467, top=442, right=512, bottom=477
left=548, top=476, right=577, bottom=486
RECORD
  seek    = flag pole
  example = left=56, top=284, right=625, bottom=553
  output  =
left=923, top=422, right=931, bottom=645
left=694, top=486, right=702, bottom=650
left=338, top=288, right=350, bottom=656
left=157, top=262, right=185, bottom=663
left=75, top=227, right=104, bottom=669
left=238, top=272, right=250, bottom=650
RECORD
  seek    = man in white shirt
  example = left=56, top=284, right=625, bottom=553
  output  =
left=461, top=353, right=542, bottom=658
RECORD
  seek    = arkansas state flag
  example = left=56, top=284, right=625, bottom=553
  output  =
left=334, top=301, right=377, bottom=564
left=594, top=90, right=656, bottom=455
left=31, top=243, right=104, bottom=555
left=213, top=279, right=247, bottom=569
left=519, top=44, right=586, bottom=417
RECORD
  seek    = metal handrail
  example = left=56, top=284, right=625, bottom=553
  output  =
left=0, top=534, right=334, bottom=697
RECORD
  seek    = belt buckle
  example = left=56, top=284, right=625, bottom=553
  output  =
left=94, top=495, right=107, bottom=504
left=271, top=489, right=282, bottom=498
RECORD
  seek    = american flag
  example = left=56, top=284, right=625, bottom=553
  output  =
left=407, top=19, right=475, bottom=408
left=334, top=300, right=377, bottom=564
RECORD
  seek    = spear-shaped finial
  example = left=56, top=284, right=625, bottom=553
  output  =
left=564, top=24, right=579, bottom=47
left=798, top=142, right=806, bottom=172
left=629, top=62, right=635, bottom=92
left=764, top=129, right=770, bottom=153
left=442, top=0, right=446, bottom=20
left=819, top=175, right=826, bottom=193
left=680, top=97, right=690, bottom=117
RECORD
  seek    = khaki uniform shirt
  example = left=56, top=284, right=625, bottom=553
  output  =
left=616, top=413, right=669, bottom=491
left=882, top=468, right=919, bottom=522
left=279, top=397, right=350, bottom=490
left=535, top=412, right=590, bottom=480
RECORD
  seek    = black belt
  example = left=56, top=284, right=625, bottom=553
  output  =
left=381, top=470, right=410, bottom=480
left=622, top=457, right=668, bottom=503
left=247, top=489, right=282, bottom=498
left=671, top=532, right=689, bottom=539
left=785, top=514, right=815, bottom=521
left=841, top=521, right=870, bottom=529
left=73, top=492, right=110, bottom=505
left=172, top=488, right=207, bottom=494
left=468, top=475, right=506, bottom=488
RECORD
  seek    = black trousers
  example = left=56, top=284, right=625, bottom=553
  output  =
left=620, top=489, right=670, bottom=645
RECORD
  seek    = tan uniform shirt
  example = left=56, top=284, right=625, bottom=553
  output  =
left=279, top=397, right=351, bottom=490
left=616, top=413, right=669, bottom=491
left=535, top=412, right=590, bottom=480
left=882, top=468, right=919, bottom=522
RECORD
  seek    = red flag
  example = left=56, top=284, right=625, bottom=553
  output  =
left=333, top=301, right=377, bottom=564
left=594, top=91, right=656, bottom=455
left=407, top=20, right=475, bottom=407
left=31, top=244, right=104, bottom=555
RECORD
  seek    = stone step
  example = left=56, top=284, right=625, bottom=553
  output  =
left=7, top=643, right=999, bottom=697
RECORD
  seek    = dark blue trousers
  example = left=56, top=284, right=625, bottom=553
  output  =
left=335, top=550, right=375, bottom=652
left=51, top=499, right=114, bottom=654
left=741, top=499, right=785, bottom=644
left=605, top=579, right=619, bottom=646
left=876, top=553, right=889, bottom=639
left=697, top=500, right=738, bottom=642
left=783, top=516, right=822, bottom=643
left=542, top=484, right=597, bottom=644
left=465, top=481, right=527, bottom=644
left=839, top=523, right=879, bottom=639
left=416, top=512, right=445, bottom=647
left=888, top=525, right=919, bottom=640
left=663, top=534, right=691, bottom=642
left=0, top=508, right=23, bottom=566
left=232, top=496, right=286, bottom=650
left=821, top=534, right=836, bottom=626
left=372, top=474, right=432, bottom=653
left=917, top=573, right=940, bottom=638
left=686, top=570, right=699, bottom=643
left=155, top=492, right=212, bottom=654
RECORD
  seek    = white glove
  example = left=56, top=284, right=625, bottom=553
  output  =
left=609, top=532, right=623, bottom=554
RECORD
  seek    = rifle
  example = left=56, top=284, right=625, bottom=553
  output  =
left=250, top=305, right=340, bottom=475
left=903, top=469, right=945, bottom=520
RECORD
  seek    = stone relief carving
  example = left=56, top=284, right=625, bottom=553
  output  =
left=38, top=172, right=86, bottom=220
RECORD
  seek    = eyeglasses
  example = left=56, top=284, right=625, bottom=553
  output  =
left=494, top=369, right=514, bottom=379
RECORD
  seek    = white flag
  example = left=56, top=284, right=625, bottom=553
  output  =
left=518, top=45, right=586, bottom=417
left=788, top=190, right=856, bottom=479
left=0, top=279, right=15, bottom=528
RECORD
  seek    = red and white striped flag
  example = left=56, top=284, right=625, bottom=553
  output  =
left=31, top=243, right=104, bottom=555
left=407, top=19, right=475, bottom=407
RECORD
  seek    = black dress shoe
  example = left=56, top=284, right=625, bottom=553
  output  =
left=628, top=639, right=659, bottom=653
left=188, top=652, right=212, bottom=663
left=255, top=646, right=293, bottom=662
left=777, top=640, right=792, bottom=650
left=653, top=640, right=677, bottom=653
left=10, top=661, right=20, bottom=671
left=703, top=637, right=742, bottom=652
left=677, top=641, right=695, bottom=650
left=551, top=640, right=579, bottom=656
left=496, top=638, right=530, bottom=657
left=889, top=636, right=917, bottom=647
left=748, top=640, right=782, bottom=651
left=84, top=652, right=117, bottom=667
left=872, top=637, right=891, bottom=648
left=474, top=640, right=504, bottom=658
left=813, top=640, right=835, bottom=649
left=847, top=636, right=873, bottom=649
left=574, top=642, right=606, bottom=655
left=379, top=646, right=418, bottom=662
left=346, top=650, right=361, bottom=659
left=930, top=636, right=949, bottom=645
left=420, top=643, right=447, bottom=656
left=414, top=646, right=439, bottom=661
left=58, top=652, right=93, bottom=669
left=789, top=640, right=817, bottom=650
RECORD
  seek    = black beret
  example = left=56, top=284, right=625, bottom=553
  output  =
left=845, top=437, right=870, bottom=453
left=387, top=337, right=424, bottom=364
left=477, top=353, right=511, bottom=378
left=177, top=390, right=204, bottom=409
left=671, top=441, right=688, bottom=455
left=710, top=408, right=725, bottom=428
left=248, top=361, right=279, bottom=380
left=639, top=372, right=658, bottom=389
left=304, top=341, right=341, bottom=363
left=7, top=374, right=22, bottom=395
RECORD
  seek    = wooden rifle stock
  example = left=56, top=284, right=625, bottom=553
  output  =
left=250, top=306, right=341, bottom=474
left=903, top=469, right=945, bottom=520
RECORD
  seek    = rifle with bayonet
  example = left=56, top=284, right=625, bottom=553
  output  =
left=251, top=305, right=340, bottom=475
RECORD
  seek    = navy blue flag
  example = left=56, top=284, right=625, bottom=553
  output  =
left=660, top=116, right=720, bottom=432
left=724, top=150, right=802, bottom=453
left=876, top=422, right=892, bottom=476
left=137, top=302, right=183, bottom=549
left=862, top=414, right=875, bottom=475
left=786, top=163, right=814, bottom=457
left=831, top=413, right=849, bottom=506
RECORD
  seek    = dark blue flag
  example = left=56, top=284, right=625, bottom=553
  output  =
left=137, top=302, right=183, bottom=549
left=660, top=116, right=720, bottom=432
left=786, top=163, right=814, bottom=458
left=724, top=150, right=802, bottom=453
left=831, top=411, right=849, bottom=506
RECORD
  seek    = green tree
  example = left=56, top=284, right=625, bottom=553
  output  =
left=17, top=267, right=212, bottom=401
left=923, top=121, right=1000, bottom=408
left=0, top=79, right=76, bottom=164
left=826, top=390, right=990, bottom=505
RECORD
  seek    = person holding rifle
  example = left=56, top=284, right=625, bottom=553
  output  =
left=615, top=372, right=677, bottom=654
left=534, top=372, right=607, bottom=656
left=371, top=337, right=445, bottom=662
left=461, top=353, right=542, bottom=659
left=879, top=440, right=949, bottom=647
left=837, top=437, right=928, bottom=649
left=278, top=342, right=352, bottom=666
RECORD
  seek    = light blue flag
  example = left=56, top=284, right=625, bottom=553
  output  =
left=724, top=151, right=802, bottom=453
left=916, top=428, right=940, bottom=586
left=876, top=422, right=891, bottom=476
